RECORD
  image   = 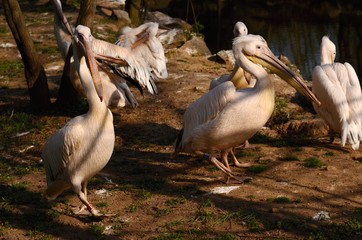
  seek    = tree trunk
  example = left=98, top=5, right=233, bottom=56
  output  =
left=55, top=47, right=81, bottom=109
left=3, top=0, right=51, bottom=110
left=76, top=0, right=96, bottom=30
left=126, top=0, right=144, bottom=26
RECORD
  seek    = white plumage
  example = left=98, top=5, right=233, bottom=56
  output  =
left=51, top=0, right=167, bottom=107
left=42, top=25, right=115, bottom=217
left=175, top=34, right=320, bottom=181
left=312, top=36, right=362, bottom=150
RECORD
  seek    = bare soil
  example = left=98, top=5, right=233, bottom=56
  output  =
left=1, top=3, right=362, bottom=240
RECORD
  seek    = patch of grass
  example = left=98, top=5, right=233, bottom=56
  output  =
left=217, top=209, right=244, bottom=223
left=242, top=214, right=263, bottom=232
left=89, top=223, right=105, bottom=236
left=194, top=209, right=214, bottom=223
left=354, top=207, right=362, bottom=214
left=324, top=151, right=335, bottom=156
left=266, top=218, right=302, bottom=231
left=166, top=196, right=186, bottom=207
left=268, top=196, right=291, bottom=203
left=330, top=217, right=362, bottom=238
left=163, top=220, right=183, bottom=229
left=45, top=209, right=60, bottom=220
left=201, top=199, right=214, bottom=208
left=153, top=207, right=172, bottom=217
left=215, top=233, right=238, bottom=240
left=279, top=155, right=299, bottom=161
left=95, top=202, right=108, bottom=208
left=0, top=26, right=9, bottom=34
left=271, top=140, right=289, bottom=147
left=303, top=157, right=323, bottom=168
left=152, top=233, right=184, bottom=240
left=307, top=232, right=327, bottom=240
left=125, top=202, right=140, bottom=213
left=247, top=164, right=268, bottom=173
left=136, top=188, right=152, bottom=200
left=0, top=59, right=23, bottom=79
left=267, top=97, right=291, bottom=127
left=236, top=151, right=256, bottom=158
left=246, top=195, right=256, bottom=200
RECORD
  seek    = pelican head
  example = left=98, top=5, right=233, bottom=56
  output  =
left=320, top=35, right=336, bottom=65
left=233, top=34, right=321, bottom=106
left=74, top=25, right=103, bottom=101
left=233, top=21, right=248, bottom=37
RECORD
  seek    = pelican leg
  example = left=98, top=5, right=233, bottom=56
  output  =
left=230, top=149, right=251, bottom=168
left=235, top=140, right=252, bottom=149
left=220, top=149, right=231, bottom=170
left=209, top=156, right=251, bottom=183
left=73, top=182, right=102, bottom=217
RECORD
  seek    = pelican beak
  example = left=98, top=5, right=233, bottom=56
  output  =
left=131, top=29, right=149, bottom=49
left=227, top=65, right=250, bottom=89
left=248, top=50, right=321, bottom=106
left=77, top=34, right=104, bottom=102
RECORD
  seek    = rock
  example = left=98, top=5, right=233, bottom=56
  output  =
left=146, top=11, right=191, bottom=30
left=113, top=9, right=131, bottom=28
left=278, top=118, right=328, bottom=137
left=212, top=50, right=235, bottom=66
left=179, top=36, right=211, bottom=57
left=158, top=28, right=188, bottom=49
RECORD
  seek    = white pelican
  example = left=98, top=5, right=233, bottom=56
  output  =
left=51, top=0, right=166, bottom=107
left=174, top=34, right=321, bottom=181
left=209, top=22, right=255, bottom=164
left=42, top=25, right=115, bottom=217
left=115, top=22, right=168, bottom=81
left=312, top=36, right=362, bottom=150
left=209, top=21, right=254, bottom=91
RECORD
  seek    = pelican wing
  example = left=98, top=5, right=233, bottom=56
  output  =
left=312, top=64, right=358, bottom=147
left=343, top=63, right=362, bottom=140
left=93, top=38, right=158, bottom=95
left=42, top=120, right=82, bottom=184
left=116, top=22, right=168, bottom=80
left=176, top=82, right=237, bottom=152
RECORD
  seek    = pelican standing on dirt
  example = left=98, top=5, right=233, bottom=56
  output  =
left=209, top=22, right=256, bottom=154
left=42, top=25, right=115, bottom=217
left=312, top=36, right=362, bottom=150
left=174, top=34, right=321, bottom=181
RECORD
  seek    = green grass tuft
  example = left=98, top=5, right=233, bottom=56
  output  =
left=303, top=157, right=323, bottom=168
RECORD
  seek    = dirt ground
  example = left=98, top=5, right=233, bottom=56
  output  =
left=1, top=3, right=362, bottom=240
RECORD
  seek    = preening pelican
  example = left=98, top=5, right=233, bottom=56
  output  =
left=312, top=36, right=362, bottom=150
left=42, top=25, right=115, bottom=217
left=51, top=0, right=166, bottom=107
left=115, top=22, right=168, bottom=81
left=174, top=34, right=321, bottom=181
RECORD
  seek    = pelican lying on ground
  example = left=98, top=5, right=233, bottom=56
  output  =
left=51, top=0, right=166, bottom=107
left=42, top=25, right=115, bottom=217
left=174, top=34, right=320, bottom=181
left=312, top=36, right=362, bottom=150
